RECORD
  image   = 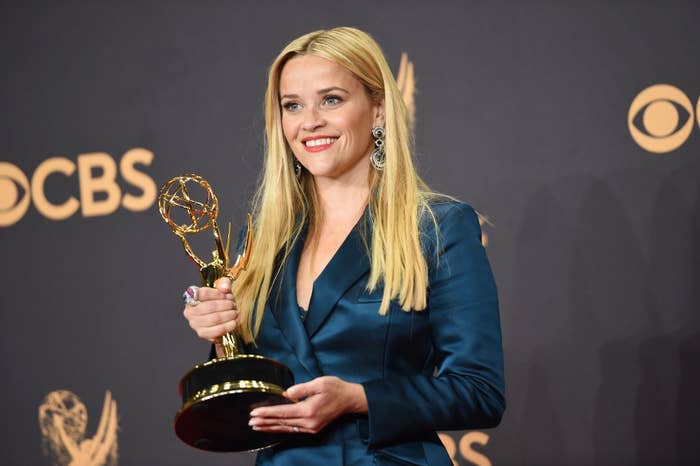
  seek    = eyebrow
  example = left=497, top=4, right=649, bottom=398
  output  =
left=280, top=86, right=349, bottom=100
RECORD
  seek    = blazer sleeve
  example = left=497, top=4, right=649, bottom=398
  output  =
left=361, top=203, right=505, bottom=447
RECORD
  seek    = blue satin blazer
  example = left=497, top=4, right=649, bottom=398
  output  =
left=243, top=200, right=505, bottom=466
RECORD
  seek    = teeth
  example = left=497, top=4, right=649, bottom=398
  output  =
left=305, top=138, right=337, bottom=147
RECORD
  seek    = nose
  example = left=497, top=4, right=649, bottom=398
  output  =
left=301, top=107, right=325, bottom=132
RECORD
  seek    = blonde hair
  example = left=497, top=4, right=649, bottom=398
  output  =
left=234, top=27, right=436, bottom=344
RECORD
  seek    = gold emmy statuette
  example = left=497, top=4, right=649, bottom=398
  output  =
left=158, top=174, right=293, bottom=452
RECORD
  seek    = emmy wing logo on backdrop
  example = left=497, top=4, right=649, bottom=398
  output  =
left=628, top=84, right=700, bottom=153
left=38, top=390, right=118, bottom=466
left=477, top=214, right=491, bottom=248
left=0, top=148, right=156, bottom=227
left=397, top=52, right=416, bottom=130
left=398, top=54, right=492, bottom=466
left=396, top=53, right=491, bottom=250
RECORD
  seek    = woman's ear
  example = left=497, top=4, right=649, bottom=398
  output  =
left=373, top=97, right=386, bottom=127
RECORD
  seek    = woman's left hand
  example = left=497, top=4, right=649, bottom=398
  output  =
left=248, top=376, right=368, bottom=434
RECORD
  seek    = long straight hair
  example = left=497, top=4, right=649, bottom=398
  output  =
left=233, top=27, right=436, bottom=344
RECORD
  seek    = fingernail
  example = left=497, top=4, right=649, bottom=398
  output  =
left=250, top=409, right=259, bottom=416
left=251, top=426, right=260, bottom=431
left=218, top=277, right=232, bottom=287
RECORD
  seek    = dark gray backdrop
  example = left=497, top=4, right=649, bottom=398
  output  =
left=1, top=1, right=698, bottom=465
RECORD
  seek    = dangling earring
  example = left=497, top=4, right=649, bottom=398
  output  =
left=293, top=158, right=302, bottom=178
left=370, top=126, right=385, bottom=170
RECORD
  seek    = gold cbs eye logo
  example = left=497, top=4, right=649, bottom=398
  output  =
left=628, top=84, right=700, bottom=154
left=0, top=149, right=156, bottom=228
left=0, top=162, right=31, bottom=227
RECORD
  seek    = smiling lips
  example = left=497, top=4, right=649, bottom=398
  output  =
left=303, top=136, right=338, bottom=153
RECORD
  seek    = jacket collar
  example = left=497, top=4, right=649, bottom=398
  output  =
left=304, top=214, right=371, bottom=338
left=268, top=223, right=321, bottom=378
left=268, top=211, right=372, bottom=375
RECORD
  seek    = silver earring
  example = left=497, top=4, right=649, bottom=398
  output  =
left=370, top=126, right=385, bottom=170
left=294, top=158, right=302, bottom=178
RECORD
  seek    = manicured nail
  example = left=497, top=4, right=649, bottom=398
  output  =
left=250, top=409, right=260, bottom=417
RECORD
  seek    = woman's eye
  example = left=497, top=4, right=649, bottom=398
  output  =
left=323, top=95, right=342, bottom=105
left=282, top=101, right=301, bottom=112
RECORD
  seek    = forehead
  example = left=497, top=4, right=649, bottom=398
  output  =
left=279, top=54, right=362, bottom=94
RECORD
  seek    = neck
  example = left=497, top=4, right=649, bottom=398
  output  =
left=311, top=168, right=370, bottom=225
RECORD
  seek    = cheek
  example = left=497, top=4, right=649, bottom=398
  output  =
left=281, top=116, right=306, bottom=159
left=350, top=107, right=373, bottom=138
left=281, top=116, right=295, bottom=143
left=348, top=118, right=372, bottom=151
left=333, top=113, right=372, bottom=148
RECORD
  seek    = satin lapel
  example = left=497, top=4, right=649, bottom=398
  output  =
left=268, top=227, right=322, bottom=378
left=304, top=215, right=371, bottom=339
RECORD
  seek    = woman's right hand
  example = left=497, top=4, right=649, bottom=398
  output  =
left=182, top=277, right=238, bottom=344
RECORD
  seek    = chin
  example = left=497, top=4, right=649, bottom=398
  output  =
left=301, top=158, right=340, bottom=176
left=305, top=167, right=340, bottom=179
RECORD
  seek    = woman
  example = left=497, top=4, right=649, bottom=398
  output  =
left=182, top=27, right=504, bottom=465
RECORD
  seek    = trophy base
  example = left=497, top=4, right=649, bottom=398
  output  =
left=175, top=355, right=295, bottom=452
